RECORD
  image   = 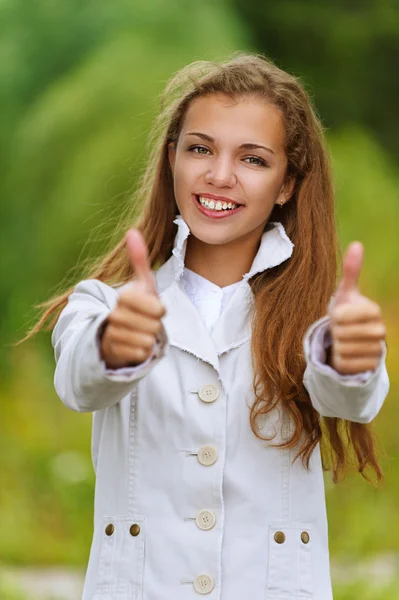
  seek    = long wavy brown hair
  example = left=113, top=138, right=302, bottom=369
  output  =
left=23, top=52, right=382, bottom=484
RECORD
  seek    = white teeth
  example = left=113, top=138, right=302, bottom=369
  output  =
left=198, top=196, right=239, bottom=211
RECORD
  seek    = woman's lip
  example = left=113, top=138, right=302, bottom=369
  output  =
left=192, top=194, right=244, bottom=219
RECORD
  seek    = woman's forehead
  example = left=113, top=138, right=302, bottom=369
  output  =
left=181, top=93, right=285, bottom=150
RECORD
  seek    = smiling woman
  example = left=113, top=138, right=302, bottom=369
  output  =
left=167, top=93, right=294, bottom=283
left=25, top=53, right=389, bottom=600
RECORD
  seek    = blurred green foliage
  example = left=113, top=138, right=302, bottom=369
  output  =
left=1, top=0, right=398, bottom=596
left=0, top=0, right=249, bottom=368
left=232, top=0, right=399, bottom=161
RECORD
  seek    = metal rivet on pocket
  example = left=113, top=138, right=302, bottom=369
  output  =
left=130, top=523, right=141, bottom=537
left=301, top=531, right=310, bottom=544
left=105, top=523, right=114, bottom=536
left=274, top=531, right=285, bottom=544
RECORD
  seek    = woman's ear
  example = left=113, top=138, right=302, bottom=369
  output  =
left=168, top=142, right=176, bottom=176
left=276, top=176, right=296, bottom=207
left=284, top=177, right=296, bottom=201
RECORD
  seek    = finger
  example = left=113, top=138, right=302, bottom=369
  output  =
left=332, top=356, right=382, bottom=377
left=119, top=284, right=166, bottom=319
left=106, top=326, right=157, bottom=351
left=126, top=228, right=157, bottom=295
left=109, top=308, right=163, bottom=336
left=332, top=356, right=381, bottom=375
left=331, top=299, right=382, bottom=325
left=110, top=343, right=152, bottom=365
left=333, top=322, right=386, bottom=341
left=335, top=241, right=364, bottom=305
left=333, top=340, right=383, bottom=359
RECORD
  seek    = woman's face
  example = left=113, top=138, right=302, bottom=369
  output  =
left=168, top=93, right=294, bottom=249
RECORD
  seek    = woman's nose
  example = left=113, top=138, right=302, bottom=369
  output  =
left=205, top=157, right=237, bottom=187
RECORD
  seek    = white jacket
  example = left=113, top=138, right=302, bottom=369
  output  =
left=52, top=216, right=389, bottom=600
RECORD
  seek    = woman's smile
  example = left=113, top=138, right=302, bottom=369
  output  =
left=192, top=193, right=244, bottom=219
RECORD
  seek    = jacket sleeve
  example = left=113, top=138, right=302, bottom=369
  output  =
left=51, top=279, right=168, bottom=413
left=302, top=315, right=389, bottom=423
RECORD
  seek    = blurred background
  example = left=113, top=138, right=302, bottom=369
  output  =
left=1, top=1, right=398, bottom=598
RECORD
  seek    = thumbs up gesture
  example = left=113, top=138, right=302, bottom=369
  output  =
left=100, top=229, right=167, bottom=369
left=328, top=242, right=386, bottom=375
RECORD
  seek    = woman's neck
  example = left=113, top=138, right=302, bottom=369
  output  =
left=184, top=231, right=262, bottom=288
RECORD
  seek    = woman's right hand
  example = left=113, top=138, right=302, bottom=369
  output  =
left=100, top=229, right=167, bottom=369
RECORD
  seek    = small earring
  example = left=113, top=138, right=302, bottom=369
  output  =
left=279, top=198, right=284, bottom=208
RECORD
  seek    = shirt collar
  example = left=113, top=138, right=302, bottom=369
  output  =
left=169, top=213, right=294, bottom=286
left=183, top=267, right=239, bottom=296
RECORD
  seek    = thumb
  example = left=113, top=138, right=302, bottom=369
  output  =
left=126, top=228, right=157, bottom=295
left=334, top=241, right=364, bottom=306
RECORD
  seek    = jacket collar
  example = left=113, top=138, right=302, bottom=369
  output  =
left=155, top=215, right=294, bottom=371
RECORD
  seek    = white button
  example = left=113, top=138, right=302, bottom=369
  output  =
left=197, top=445, right=218, bottom=466
left=193, top=574, right=215, bottom=594
left=196, top=510, right=216, bottom=530
left=198, top=384, right=219, bottom=403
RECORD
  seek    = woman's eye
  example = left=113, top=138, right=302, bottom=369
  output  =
left=244, top=156, right=267, bottom=167
left=188, top=145, right=210, bottom=155
left=187, top=146, right=267, bottom=166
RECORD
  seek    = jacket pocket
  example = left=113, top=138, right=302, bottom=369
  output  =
left=266, top=524, right=313, bottom=599
left=92, top=515, right=146, bottom=600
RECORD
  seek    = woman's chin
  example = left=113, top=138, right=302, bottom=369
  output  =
left=187, top=223, right=242, bottom=247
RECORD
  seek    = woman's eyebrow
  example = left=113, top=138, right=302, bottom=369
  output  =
left=185, top=132, right=275, bottom=155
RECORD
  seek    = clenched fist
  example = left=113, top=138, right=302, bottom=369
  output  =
left=328, top=242, right=386, bottom=375
left=100, top=229, right=166, bottom=369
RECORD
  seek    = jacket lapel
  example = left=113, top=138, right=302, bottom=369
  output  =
left=155, top=254, right=219, bottom=369
left=160, top=279, right=220, bottom=370
left=155, top=258, right=253, bottom=370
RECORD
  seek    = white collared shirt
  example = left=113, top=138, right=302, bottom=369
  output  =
left=181, top=267, right=240, bottom=334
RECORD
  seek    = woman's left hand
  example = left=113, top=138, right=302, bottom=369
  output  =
left=328, top=242, right=386, bottom=375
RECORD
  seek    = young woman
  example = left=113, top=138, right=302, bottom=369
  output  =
left=33, top=53, right=389, bottom=599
